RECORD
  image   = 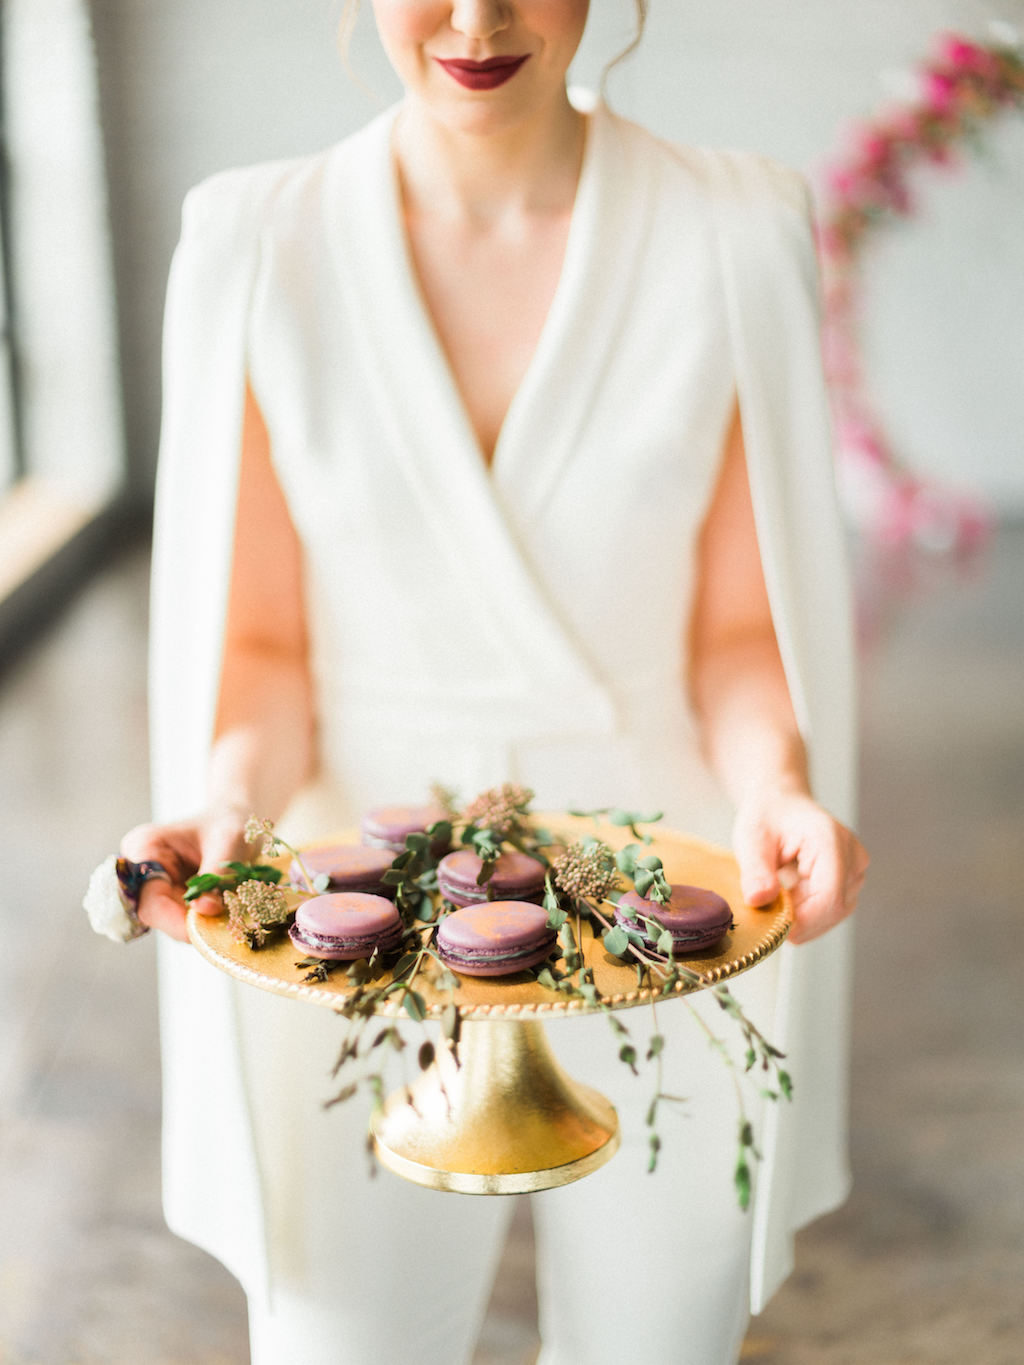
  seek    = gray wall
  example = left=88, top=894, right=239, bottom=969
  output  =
left=90, top=0, right=1024, bottom=508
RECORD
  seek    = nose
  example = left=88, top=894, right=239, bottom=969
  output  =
left=449, top=0, right=511, bottom=40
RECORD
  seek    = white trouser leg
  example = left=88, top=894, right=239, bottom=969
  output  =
left=531, top=987, right=770, bottom=1365
left=236, top=990, right=517, bottom=1365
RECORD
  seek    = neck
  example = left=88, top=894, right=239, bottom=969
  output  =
left=392, top=90, right=586, bottom=224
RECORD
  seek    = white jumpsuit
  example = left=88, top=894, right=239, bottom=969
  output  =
left=150, top=98, right=856, bottom=1364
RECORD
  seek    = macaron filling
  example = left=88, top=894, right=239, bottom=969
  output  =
left=437, top=901, right=557, bottom=977
left=436, top=849, right=546, bottom=907
left=289, top=892, right=404, bottom=961
left=615, top=884, right=734, bottom=953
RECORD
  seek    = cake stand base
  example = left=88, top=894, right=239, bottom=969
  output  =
left=371, top=1018, right=620, bottom=1194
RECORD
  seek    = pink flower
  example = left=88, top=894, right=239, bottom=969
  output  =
left=936, top=34, right=988, bottom=72
left=881, top=107, right=925, bottom=146
left=923, top=70, right=958, bottom=113
left=826, top=165, right=859, bottom=199
left=855, top=128, right=891, bottom=170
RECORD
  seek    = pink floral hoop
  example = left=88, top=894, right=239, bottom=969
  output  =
left=819, top=29, right=1024, bottom=552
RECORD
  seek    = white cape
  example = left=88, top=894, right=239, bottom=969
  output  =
left=150, top=104, right=856, bottom=1314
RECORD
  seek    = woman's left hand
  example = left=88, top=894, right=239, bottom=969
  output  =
left=731, top=783, right=869, bottom=945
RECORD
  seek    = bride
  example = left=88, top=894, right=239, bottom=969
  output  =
left=107, top=2, right=867, bottom=1360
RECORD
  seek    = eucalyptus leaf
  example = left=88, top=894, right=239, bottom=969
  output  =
left=183, top=872, right=227, bottom=901
left=402, top=990, right=427, bottom=1023
left=433, top=965, right=459, bottom=993
left=441, top=1003, right=460, bottom=1042
left=324, top=1083, right=359, bottom=1110
left=391, top=952, right=420, bottom=979
left=734, top=1158, right=752, bottom=1210
left=602, top=926, right=630, bottom=957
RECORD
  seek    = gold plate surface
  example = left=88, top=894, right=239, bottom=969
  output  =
left=188, top=817, right=792, bottom=1019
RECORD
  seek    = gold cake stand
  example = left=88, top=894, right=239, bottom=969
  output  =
left=188, top=817, right=791, bottom=1195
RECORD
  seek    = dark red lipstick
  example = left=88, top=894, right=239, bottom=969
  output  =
left=435, top=55, right=530, bottom=90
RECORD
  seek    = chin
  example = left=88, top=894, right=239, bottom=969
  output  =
left=420, top=74, right=565, bottom=137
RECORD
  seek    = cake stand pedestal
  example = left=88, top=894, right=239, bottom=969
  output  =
left=188, top=819, right=791, bottom=1195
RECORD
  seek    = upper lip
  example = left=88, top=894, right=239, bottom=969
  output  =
left=435, top=55, right=528, bottom=70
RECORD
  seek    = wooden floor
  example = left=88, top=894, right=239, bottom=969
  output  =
left=1, top=528, right=1021, bottom=1364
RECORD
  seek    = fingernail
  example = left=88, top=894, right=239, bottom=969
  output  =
left=195, top=894, right=224, bottom=917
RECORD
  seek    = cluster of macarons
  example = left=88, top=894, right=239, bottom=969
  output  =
left=287, top=803, right=555, bottom=976
left=288, top=805, right=444, bottom=962
left=288, top=804, right=733, bottom=976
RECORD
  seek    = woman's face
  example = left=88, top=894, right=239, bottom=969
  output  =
left=371, top=0, right=590, bottom=130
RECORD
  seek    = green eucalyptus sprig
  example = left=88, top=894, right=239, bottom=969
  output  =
left=324, top=926, right=461, bottom=1140
left=569, top=806, right=665, bottom=845
left=183, top=860, right=283, bottom=903
left=382, top=823, right=452, bottom=923
left=587, top=895, right=793, bottom=1205
left=184, top=854, right=290, bottom=950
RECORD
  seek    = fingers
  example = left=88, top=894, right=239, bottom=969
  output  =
left=119, top=813, right=250, bottom=939
left=137, top=879, right=190, bottom=943
left=731, top=789, right=869, bottom=945
left=192, top=813, right=252, bottom=917
left=120, top=820, right=200, bottom=942
left=787, top=826, right=869, bottom=945
left=732, top=816, right=783, bottom=908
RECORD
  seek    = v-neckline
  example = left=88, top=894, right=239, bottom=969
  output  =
left=327, top=98, right=652, bottom=729
left=381, top=103, right=599, bottom=482
left=331, top=96, right=655, bottom=520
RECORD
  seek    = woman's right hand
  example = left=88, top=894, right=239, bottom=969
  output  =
left=119, top=809, right=252, bottom=942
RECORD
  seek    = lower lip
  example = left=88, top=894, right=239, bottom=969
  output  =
left=435, top=57, right=529, bottom=91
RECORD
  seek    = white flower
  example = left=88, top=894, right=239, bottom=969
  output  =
left=83, top=855, right=146, bottom=943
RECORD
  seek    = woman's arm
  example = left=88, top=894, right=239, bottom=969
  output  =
left=208, top=382, right=315, bottom=819
left=689, top=403, right=867, bottom=944
left=123, top=383, right=315, bottom=941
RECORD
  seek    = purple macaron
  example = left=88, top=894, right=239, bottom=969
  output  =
left=289, top=892, right=403, bottom=961
left=288, top=845, right=396, bottom=897
left=614, top=884, right=734, bottom=953
left=360, top=804, right=451, bottom=854
left=436, top=849, right=546, bottom=907
left=436, top=901, right=557, bottom=977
